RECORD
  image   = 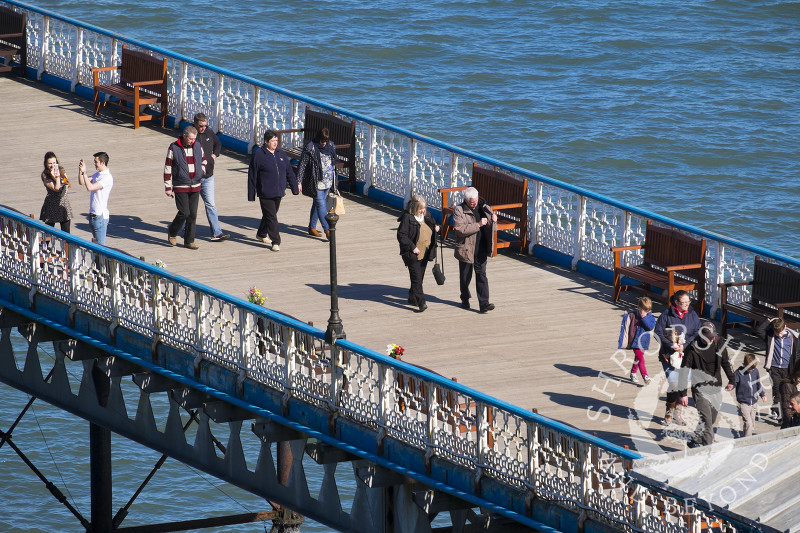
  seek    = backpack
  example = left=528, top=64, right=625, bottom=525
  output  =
left=618, top=311, right=640, bottom=350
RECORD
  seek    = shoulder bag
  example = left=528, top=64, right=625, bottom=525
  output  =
left=432, top=232, right=445, bottom=285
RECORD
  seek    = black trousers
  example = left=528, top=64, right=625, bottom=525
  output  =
left=769, top=366, right=790, bottom=422
left=407, top=258, right=429, bottom=306
left=692, top=385, right=721, bottom=446
left=257, top=196, right=282, bottom=245
left=459, top=251, right=489, bottom=307
left=168, top=191, right=200, bottom=244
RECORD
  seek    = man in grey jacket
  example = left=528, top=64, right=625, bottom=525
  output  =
left=452, top=187, right=497, bottom=313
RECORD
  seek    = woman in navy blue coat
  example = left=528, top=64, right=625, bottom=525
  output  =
left=247, top=130, right=299, bottom=251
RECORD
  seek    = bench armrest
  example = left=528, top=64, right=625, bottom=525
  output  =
left=776, top=301, right=800, bottom=309
left=491, top=202, right=524, bottom=210
left=717, top=280, right=752, bottom=288
left=274, top=128, right=304, bottom=135
left=131, top=79, right=165, bottom=87
left=333, top=143, right=351, bottom=150
left=0, top=32, right=24, bottom=38
left=665, top=263, right=703, bottom=272
left=91, top=65, right=120, bottom=74
left=438, top=186, right=468, bottom=194
left=610, top=244, right=644, bottom=252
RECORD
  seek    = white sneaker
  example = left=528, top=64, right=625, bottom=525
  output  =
left=256, top=234, right=272, bottom=245
left=643, top=375, right=652, bottom=384
left=272, top=244, right=280, bottom=252
left=630, top=372, right=639, bottom=383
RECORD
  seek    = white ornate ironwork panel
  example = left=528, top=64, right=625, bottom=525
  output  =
left=354, top=120, right=370, bottom=183
left=617, top=213, right=648, bottom=268
left=115, top=263, right=155, bottom=337
left=244, top=315, right=288, bottom=391
left=370, top=127, right=410, bottom=197
left=533, top=426, right=583, bottom=504
left=582, top=200, right=624, bottom=270
left=430, top=388, right=478, bottom=468
left=289, top=333, right=332, bottom=408
left=157, top=279, right=197, bottom=352
left=182, top=63, right=216, bottom=126
left=584, top=447, right=634, bottom=527
left=198, top=293, right=242, bottom=371
left=76, top=30, right=114, bottom=87
left=43, top=17, right=76, bottom=80
left=338, top=349, right=382, bottom=426
left=255, top=89, right=295, bottom=142
left=0, top=218, right=32, bottom=287
left=482, top=409, right=528, bottom=488
left=217, top=76, right=254, bottom=142
left=72, top=247, right=114, bottom=319
left=384, top=367, right=427, bottom=447
left=716, top=244, right=757, bottom=306
left=412, top=141, right=450, bottom=209
left=537, top=184, right=579, bottom=256
left=35, top=236, right=70, bottom=302
left=636, top=487, right=691, bottom=533
left=24, top=11, right=44, bottom=72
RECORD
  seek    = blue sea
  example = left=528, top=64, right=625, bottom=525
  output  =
left=1, top=1, right=799, bottom=531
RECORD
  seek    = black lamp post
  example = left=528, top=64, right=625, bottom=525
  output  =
left=324, top=212, right=345, bottom=344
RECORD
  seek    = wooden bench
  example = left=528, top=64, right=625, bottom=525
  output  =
left=612, top=221, right=707, bottom=315
left=0, top=6, right=26, bottom=76
left=719, top=256, right=800, bottom=335
left=92, top=46, right=168, bottom=129
left=275, top=107, right=357, bottom=192
left=439, top=163, right=528, bottom=257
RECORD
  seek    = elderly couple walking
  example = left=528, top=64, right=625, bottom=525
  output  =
left=396, top=187, right=497, bottom=313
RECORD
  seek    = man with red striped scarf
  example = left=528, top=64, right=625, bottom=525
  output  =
left=164, top=125, right=206, bottom=249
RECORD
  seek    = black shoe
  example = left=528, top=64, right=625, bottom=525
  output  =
left=461, top=301, right=470, bottom=309
left=418, top=302, right=428, bottom=312
left=479, top=303, right=495, bottom=313
left=686, top=440, right=703, bottom=449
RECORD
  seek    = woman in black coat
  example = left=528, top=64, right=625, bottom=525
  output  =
left=247, top=130, right=299, bottom=251
left=296, top=127, right=338, bottom=239
left=397, top=194, right=439, bottom=312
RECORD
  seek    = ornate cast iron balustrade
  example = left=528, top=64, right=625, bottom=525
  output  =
left=1, top=206, right=745, bottom=531
left=2, top=0, right=798, bottom=320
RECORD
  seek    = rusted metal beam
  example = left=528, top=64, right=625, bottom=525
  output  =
left=114, top=511, right=278, bottom=533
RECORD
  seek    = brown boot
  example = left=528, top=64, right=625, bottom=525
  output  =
left=325, top=230, right=331, bottom=240
left=663, top=401, right=676, bottom=426
left=308, top=227, right=322, bottom=237
left=675, top=405, right=687, bottom=426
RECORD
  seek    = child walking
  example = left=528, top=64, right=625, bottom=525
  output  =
left=618, top=297, right=656, bottom=384
left=727, top=353, right=767, bottom=437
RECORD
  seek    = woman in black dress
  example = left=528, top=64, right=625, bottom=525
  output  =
left=39, top=151, right=73, bottom=233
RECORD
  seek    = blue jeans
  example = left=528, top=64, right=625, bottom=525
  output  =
left=200, top=175, right=222, bottom=237
left=309, top=187, right=330, bottom=232
left=89, top=214, right=108, bottom=245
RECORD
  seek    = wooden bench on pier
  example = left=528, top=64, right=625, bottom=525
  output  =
left=612, top=221, right=707, bottom=315
left=0, top=6, right=26, bottom=76
left=719, top=256, right=800, bottom=335
left=275, top=107, right=357, bottom=192
left=92, top=46, right=168, bottom=129
left=439, top=163, right=528, bottom=257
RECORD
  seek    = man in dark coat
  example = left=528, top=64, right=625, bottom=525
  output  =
left=193, top=113, right=229, bottom=242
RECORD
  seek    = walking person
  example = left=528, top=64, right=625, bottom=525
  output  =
left=39, top=151, right=73, bottom=233
left=618, top=296, right=656, bottom=384
left=757, top=317, right=800, bottom=425
left=397, top=194, right=439, bottom=312
left=193, top=113, right=229, bottom=242
left=297, top=127, right=338, bottom=240
left=452, top=187, right=497, bottom=313
left=247, top=130, right=300, bottom=252
left=164, top=125, right=205, bottom=250
left=727, top=353, right=767, bottom=437
left=654, top=290, right=702, bottom=425
left=77, top=152, right=113, bottom=245
left=683, top=321, right=734, bottom=447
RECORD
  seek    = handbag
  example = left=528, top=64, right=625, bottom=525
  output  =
left=328, top=192, right=346, bottom=215
left=432, top=233, right=445, bottom=285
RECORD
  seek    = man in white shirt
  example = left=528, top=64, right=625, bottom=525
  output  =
left=78, top=152, right=114, bottom=245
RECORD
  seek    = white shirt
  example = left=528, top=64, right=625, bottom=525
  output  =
left=90, top=169, right=113, bottom=219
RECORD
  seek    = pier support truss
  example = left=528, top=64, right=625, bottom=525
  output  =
left=0, top=307, right=542, bottom=533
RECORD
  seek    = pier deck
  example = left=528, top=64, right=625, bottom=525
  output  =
left=0, top=75, right=775, bottom=454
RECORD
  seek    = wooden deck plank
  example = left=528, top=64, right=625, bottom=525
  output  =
left=0, top=76, right=778, bottom=454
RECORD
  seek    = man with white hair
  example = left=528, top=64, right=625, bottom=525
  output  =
left=452, top=187, right=497, bottom=313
